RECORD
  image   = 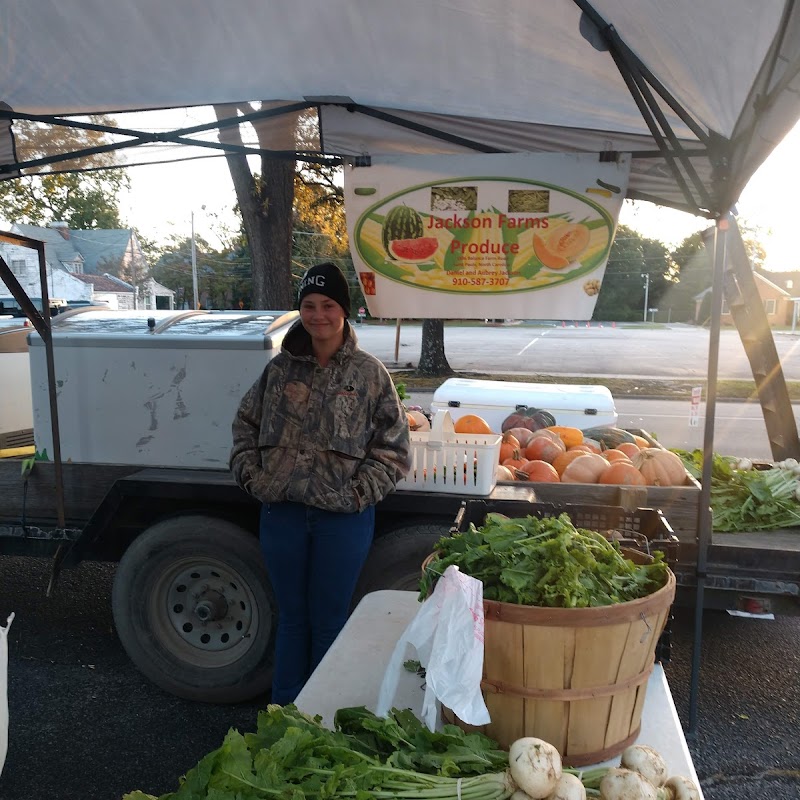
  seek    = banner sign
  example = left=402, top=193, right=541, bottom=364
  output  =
left=345, top=153, right=630, bottom=319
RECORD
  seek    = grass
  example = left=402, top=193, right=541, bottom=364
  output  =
left=392, top=370, right=800, bottom=400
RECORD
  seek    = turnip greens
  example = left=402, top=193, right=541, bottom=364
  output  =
left=419, top=513, right=669, bottom=607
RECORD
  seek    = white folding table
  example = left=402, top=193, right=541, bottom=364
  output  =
left=295, top=590, right=703, bottom=796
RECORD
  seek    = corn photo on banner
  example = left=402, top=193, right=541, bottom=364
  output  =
left=345, top=153, right=631, bottom=320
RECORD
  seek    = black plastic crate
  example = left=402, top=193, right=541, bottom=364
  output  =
left=450, top=499, right=680, bottom=565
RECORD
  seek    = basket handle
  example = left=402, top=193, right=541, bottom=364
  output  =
left=428, top=409, right=455, bottom=449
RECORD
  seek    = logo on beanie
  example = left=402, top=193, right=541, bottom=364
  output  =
left=300, top=274, right=326, bottom=292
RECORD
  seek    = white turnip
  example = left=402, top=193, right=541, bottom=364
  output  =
left=619, top=745, right=668, bottom=787
left=508, top=737, right=562, bottom=799
left=599, top=767, right=657, bottom=800
left=663, top=775, right=702, bottom=800
left=544, top=772, right=586, bottom=800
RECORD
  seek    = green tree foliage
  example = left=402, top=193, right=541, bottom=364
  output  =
left=659, top=232, right=710, bottom=323
left=0, top=116, right=128, bottom=228
left=593, top=225, right=676, bottom=322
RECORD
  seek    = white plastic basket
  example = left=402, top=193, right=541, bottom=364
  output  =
left=396, top=410, right=502, bottom=496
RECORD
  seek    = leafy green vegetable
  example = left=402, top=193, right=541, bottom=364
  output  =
left=673, top=449, right=800, bottom=532
left=122, top=704, right=513, bottom=800
left=419, top=513, right=669, bottom=607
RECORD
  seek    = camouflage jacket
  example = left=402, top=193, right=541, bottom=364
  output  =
left=230, top=320, right=411, bottom=513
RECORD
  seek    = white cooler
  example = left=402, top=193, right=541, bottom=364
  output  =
left=430, top=377, right=617, bottom=433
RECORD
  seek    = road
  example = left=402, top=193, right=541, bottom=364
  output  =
left=354, top=322, right=800, bottom=460
left=355, top=321, right=800, bottom=380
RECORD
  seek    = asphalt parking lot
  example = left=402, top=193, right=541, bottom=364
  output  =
left=0, top=555, right=797, bottom=800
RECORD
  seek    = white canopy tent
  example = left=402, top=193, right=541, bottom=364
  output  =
left=2, top=0, right=800, bottom=735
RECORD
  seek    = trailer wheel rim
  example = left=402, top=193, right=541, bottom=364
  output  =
left=149, top=555, right=263, bottom=666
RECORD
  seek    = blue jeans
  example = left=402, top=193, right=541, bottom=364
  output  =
left=259, top=501, right=375, bottom=705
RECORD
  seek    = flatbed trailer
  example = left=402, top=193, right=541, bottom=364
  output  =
left=1, top=457, right=798, bottom=704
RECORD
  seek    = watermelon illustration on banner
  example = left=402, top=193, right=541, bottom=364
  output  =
left=344, top=153, right=631, bottom=320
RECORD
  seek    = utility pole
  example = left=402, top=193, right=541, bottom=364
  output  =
left=191, top=211, right=199, bottom=310
left=641, top=272, right=650, bottom=322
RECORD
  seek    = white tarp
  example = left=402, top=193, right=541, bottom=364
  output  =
left=1, top=1, right=800, bottom=214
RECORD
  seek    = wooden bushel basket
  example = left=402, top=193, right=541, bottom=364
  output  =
left=439, top=549, right=676, bottom=766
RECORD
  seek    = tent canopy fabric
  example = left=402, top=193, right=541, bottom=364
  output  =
left=2, top=0, right=800, bottom=216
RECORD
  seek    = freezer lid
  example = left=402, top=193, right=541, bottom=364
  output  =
left=27, top=309, right=299, bottom=349
left=431, top=378, right=616, bottom=415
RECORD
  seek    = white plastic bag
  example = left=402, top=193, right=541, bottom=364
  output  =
left=377, top=566, right=490, bottom=730
left=0, top=612, right=14, bottom=778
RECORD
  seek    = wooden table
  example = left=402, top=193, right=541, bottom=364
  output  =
left=296, top=590, right=704, bottom=796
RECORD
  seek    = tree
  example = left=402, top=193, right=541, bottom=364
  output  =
left=0, top=116, right=128, bottom=228
left=214, top=103, right=295, bottom=309
left=593, top=225, right=676, bottom=322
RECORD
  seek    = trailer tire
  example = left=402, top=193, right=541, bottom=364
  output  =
left=112, top=515, right=274, bottom=704
left=353, top=521, right=451, bottom=604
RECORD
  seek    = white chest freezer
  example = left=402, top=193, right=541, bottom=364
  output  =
left=430, top=377, right=617, bottom=433
left=27, top=309, right=298, bottom=469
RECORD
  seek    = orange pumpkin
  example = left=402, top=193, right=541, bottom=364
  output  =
left=498, top=431, right=521, bottom=463
left=502, top=454, right=528, bottom=471
left=528, top=428, right=564, bottom=444
left=552, top=449, right=589, bottom=476
left=517, top=459, right=560, bottom=482
left=453, top=414, right=493, bottom=435
left=616, top=442, right=642, bottom=459
left=633, top=434, right=650, bottom=449
left=524, top=435, right=566, bottom=463
left=580, top=437, right=603, bottom=454
left=505, top=426, right=537, bottom=449
left=603, top=448, right=633, bottom=463
left=632, top=448, right=687, bottom=486
left=495, top=464, right=516, bottom=482
left=546, top=425, right=583, bottom=449
left=560, top=452, right=609, bottom=484
left=599, top=461, right=647, bottom=486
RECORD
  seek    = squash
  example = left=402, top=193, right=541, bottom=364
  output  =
left=498, top=431, right=521, bottom=463
left=599, top=461, right=647, bottom=486
left=632, top=434, right=651, bottom=449
left=551, top=449, right=589, bottom=476
left=616, top=442, right=642, bottom=459
left=501, top=406, right=557, bottom=433
left=453, top=413, right=493, bottom=435
left=546, top=425, right=583, bottom=449
left=406, top=410, right=431, bottom=431
left=495, top=464, right=516, bottom=482
left=603, top=448, right=633, bottom=463
left=524, top=435, right=566, bottom=463
left=505, top=426, right=537, bottom=448
left=632, top=448, right=688, bottom=486
left=517, top=459, right=560, bottom=482
left=581, top=426, right=637, bottom=449
left=560, top=452, right=609, bottom=484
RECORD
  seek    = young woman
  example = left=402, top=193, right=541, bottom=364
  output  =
left=230, top=262, right=411, bottom=704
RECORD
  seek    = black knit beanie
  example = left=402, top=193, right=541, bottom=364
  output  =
left=297, top=262, right=351, bottom=317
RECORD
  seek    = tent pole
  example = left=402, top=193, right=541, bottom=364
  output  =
left=687, top=214, right=728, bottom=735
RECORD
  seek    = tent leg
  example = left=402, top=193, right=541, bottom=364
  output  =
left=687, top=215, right=728, bottom=735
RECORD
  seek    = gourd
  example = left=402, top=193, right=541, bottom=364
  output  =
left=560, top=453, right=608, bottom=484
left=546, top=425, right=583, bottom=449
left=517, top=460, right=560, bottom=482
left=453, top=413, right=493, bottom=435
left=581, top=426, right=637, bottom=449
left=632, top=448, right=687, bottom=486
left=501, top=407, right=557, bottom=433
left=524, top=436, right=565, bottom=463
left=598, top=461, right=647, bottom=486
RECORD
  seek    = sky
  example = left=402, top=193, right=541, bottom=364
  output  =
left=114, top=107, right=800, bottom=271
